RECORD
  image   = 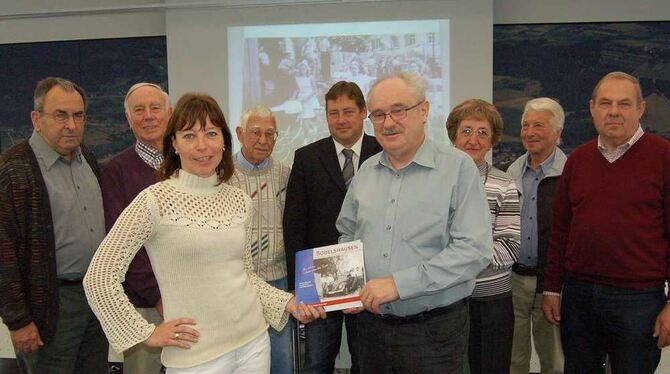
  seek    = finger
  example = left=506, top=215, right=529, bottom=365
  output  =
left=653, top=320, right=661, bottom=338
left=169, top=338, right=192, bottom=349
left=175, top=332, right=199, bottom=343
left=178, top=326, right=200, bottom=338
left=552, top=307, right=561, bottom=323
left=175, top=317, right=197, bottom=326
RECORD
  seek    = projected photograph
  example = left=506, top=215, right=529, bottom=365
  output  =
left=229, top=20, right=450, bottom=164
left=493, top=21, right=670, bottom=170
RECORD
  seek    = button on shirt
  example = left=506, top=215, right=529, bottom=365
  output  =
left=29, top=131, right=105, bottom=279
left=336, top=138, right=492, bottom=316
left=519, top=150, right=557, bottom=266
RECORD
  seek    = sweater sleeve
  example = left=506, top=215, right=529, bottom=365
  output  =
left=83, top=188, right=158, bottom=353
left=543, top=157, right=573, bottom=293
left=489, top=178, right=521, bottom=270
left=0, top=164, right=32, bottom=331
left=242, top=196, right=292, bottom=331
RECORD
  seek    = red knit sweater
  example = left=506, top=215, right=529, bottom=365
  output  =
left=544, top=134, right=670, bottom=293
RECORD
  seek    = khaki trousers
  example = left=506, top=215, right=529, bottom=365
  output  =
left=510, top=273, right=564, bottom=374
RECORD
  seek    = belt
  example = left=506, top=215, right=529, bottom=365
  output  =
left=57, top=278, right=83, bottom=286
left=380, top=299, right=467, bottom=325
left=513, top=263, right=538, bottom=277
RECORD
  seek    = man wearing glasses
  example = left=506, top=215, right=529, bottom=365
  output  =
left=101, top=82, right=172, bottom=374
left=336, top=72, right=492, bottom=372
left=228, top=104, right=293, bottom=374
left=0, top=77, right=108, bottom=373
left=284, top=81, right=381, bottom=373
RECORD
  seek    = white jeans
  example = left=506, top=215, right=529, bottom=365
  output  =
left=166, top=332, right=270, bottom=374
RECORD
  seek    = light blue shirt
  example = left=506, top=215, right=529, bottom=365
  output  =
left=336, top=138, right=492, bottom=316
left=236, top=151, right=270, bottom=171
left=519, top=150, right=556, bottom=266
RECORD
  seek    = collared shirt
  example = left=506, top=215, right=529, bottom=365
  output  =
left=135, top=141, right=163, bottom=170
left=597, top=125, right=644, bottom=163
left=519, top=149, right=557, bottom=266
left=337, top=137, right=492, bottom=316
left=333, top=134, right=363, bottom=174
left=236, top=151, right=270, bottom=171
left=28, top=131, right=105, bottom=279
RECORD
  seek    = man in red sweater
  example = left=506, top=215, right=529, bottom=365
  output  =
left=542, top=71, right=670, bottom=373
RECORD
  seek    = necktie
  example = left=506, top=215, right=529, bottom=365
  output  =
left=342, top=149, right=354, bottom=187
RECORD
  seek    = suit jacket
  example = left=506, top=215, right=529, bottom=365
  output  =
left=283, top=134, right=382, bottom=290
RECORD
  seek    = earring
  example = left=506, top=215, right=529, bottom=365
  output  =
left=175, top=150, right=179, bottom=155
left=222, top=147, right=226, bottom=152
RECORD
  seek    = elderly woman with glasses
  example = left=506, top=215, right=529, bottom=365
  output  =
left=446, top=99, right=521, bottom=374
left=84, top=93, right=324, bottom=374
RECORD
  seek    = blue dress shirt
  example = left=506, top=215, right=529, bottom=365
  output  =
left=336, top=138, right=492, bottom=316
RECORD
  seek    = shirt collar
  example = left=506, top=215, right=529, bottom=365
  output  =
left=522, top=148, right=557, bottom=175
left=379, top=136, right=435, bottom=171
left=476, top=161, right=490, bottom=176
left=135, top=141, right=163, bottom=170
left=29, top=130, right=82, bottom=169
left=333, top=133, right=364, bottom=158
left=597, top=125, right=644, bottom=152
left=235, top=151, right=271, bottom=171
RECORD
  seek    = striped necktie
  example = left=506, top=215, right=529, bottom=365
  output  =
left=342, top=149, right=354, bottom=187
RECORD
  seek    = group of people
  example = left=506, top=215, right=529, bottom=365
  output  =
left=0, top=70, right=669, bottom=374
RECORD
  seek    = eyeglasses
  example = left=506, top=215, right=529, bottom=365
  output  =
left=460, top=127, right=491, bottom=140
left=40, top=111, right=86, bottom=124
left=245, top=127, right=278, bottom=142
left=368, top=101, right=424, bottom=125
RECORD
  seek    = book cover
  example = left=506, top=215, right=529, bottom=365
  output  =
left=295, top=240, right=365, bottom=312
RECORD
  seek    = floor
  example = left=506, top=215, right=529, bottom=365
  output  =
left=0, top=359, right=122, bottom=373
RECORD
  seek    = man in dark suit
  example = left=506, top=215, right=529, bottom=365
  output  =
left=284, top=81, right=382, bottom=374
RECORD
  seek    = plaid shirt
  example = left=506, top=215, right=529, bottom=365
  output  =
left=135, top=141, right=163, bottom=170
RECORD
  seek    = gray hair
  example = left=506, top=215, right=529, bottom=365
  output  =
left=34, top=77, right=87, bottom=112
left=522, top=97, right=565, bottom=145
left=239, top=104, right=276, bottom=129
left=124, top=82, right=170, bottom=114
left=591, top=71, right=644, bottom=105
left=369, top=71, right=427, bottom=103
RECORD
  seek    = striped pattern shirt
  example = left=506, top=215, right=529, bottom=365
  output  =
left=597, top=125, right=644, bottom=163
left=229, top=157, right=290, bottom=281
left=472, top=162, right=521, bottom=299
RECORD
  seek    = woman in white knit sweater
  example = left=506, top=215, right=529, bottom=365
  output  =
left=84, top=93, right=323, bottom=373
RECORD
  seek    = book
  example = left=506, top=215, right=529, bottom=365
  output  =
left=295, top=240, right=365, bottom=312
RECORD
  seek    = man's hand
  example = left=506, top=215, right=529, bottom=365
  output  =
left=542, top=294, right=561, bottom=326
left=653, top=303, right=670, bottom=348
left=10, top=322, right=44, bottom=353
left=360, top=277, right=400, bottom=314
left=144, top=317, right=199, bottom=349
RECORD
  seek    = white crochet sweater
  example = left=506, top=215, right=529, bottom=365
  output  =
left=84, top=169, right=292, bottom=368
